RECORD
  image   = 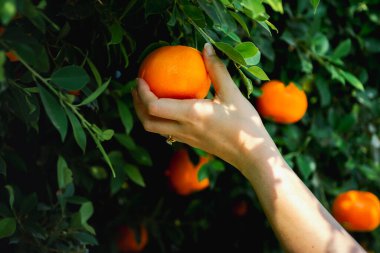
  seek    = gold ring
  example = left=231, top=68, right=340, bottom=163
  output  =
left=166, top=135, right=176, bottom=145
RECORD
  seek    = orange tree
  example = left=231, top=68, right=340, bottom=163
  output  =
left=1, top=0, right=380, bottom=252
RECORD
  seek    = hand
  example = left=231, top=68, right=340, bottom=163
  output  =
left=132, top=43, right=274, bottom=171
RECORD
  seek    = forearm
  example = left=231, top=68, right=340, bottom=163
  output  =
left=238, top=137, right=365, bottom=253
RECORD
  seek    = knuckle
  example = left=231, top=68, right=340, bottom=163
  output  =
left=146, top=102, right=158, bottom=116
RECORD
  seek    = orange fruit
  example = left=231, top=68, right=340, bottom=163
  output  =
left=67, top=90, right=81, bottom=96
left=256, top=80, right=308, bottom=124
left=117, top=225, right=148, bottom=253
left=5, top=51, right=19, bottom=62
left=165, top=148, right=210, bottom=196
left=138, top=45, right=211, bottom=99
left=0, top=27, right=5, bottom=36
left=332, top=190, right=380, bottom=232
left=232, top=199, right=249, bottom=217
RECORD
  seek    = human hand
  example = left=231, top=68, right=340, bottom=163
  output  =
left=132, top=43, right=275, bottom=171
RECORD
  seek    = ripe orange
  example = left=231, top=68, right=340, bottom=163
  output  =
left=256, top=80, right=308, bottom=124
left=5, top=51, right=19, bottom=62
left=117, top=225, right=148, bottom=253
left=165, top=148, right=210, bottom=196
left=138, top=45, right=211, bottom=99
left=332, top=190, right=380, bottom=232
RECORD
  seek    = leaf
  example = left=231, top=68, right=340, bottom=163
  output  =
left=57, top=156, right=73, bottom=190
left=340, top=70, right=364, bottom=91
left=0, top=218, right=16, bottom=239
left=296, top=155, right=316, bottom=179
left=51, top=65, right=90, bottom=91
left=229, top=11, right=250, bottom=36
left=79, top=202, right=95, bottom=235
left=73, top=232, right=98, bottom=246
left=5, top=185, right=14, bottom=209
left=37, top=84, right=68, bottom=141
left=76, top=78, right=111, bottom=106
left=234, top=42, right=260, bottom=66
left=245, top=66, right=270, bottom=80
left=311, top=0, right=320, bottom=13
left=100, top=129, right=114, bottom=141
left=182, top=5, right=206, bottom=28
left=0, top=0, right=17, bottom=25
left=144, top=0, right=170, bottom=17
left=315, top=77, right=331, bottom=107
left=214, top=42, right=246, bottom=66
left=86, top=58, right=102, bottom=87
left=237, top=67, right=253, bottom=98
left=116, top=99, right=134, bottom=134
left=332, top=39, right=351, bottom=59
left=114, top=133, right=137, bottom=150
left=108, top=23, right=124, bottom=45
left=263, top=0, right=283, bottom=13
left=131, top=146, right=152, bottom=167
left=0, top=51, right=5, bottom=82
left=124, top=163, right=145, bottom=187
left=311, top=33, right=329, bottom=56
left=65, top=109, right=87, bottom=153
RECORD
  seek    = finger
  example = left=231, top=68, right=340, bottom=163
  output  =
left=132, top=89, right=182, bottom=136
left=203, top=43, right=240, bottom=100
left=136, top=78, right=201, bottom=122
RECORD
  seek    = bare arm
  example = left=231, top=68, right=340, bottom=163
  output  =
left=132, top=43, right=365, bottom=253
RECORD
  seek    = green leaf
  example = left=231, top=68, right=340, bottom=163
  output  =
left=264, top=20, right=278, bottom=33
left=245, top=66, right=270, bottom=80
left=214, top=42, right=246, bottom=66
left=182, top=5, right=206, bottom=28
left=65, top=109, right=87, bottom=153
left=5, top=185, right=14, bottom=209
left=114, top=133, right=137, bottom=150
left=296, top=155, right=316, bottom=179
left=0, top=0, right=17, bottom=25
left=116, top=99, right=133, bottom=134
left=73, top=232, right=98, bottom=246
left=89, top=166, right=108, bottom=180
left=311, top=33, right=329, bottom=56
left=144, top=0, right=170, bottom=17
left=315, top=77, right=331, bottom=107
left=108, top=23, right=124, bottom=45
left=22, top=0, right=46, bottom=33
left=241, top=0, right=266, bottom=20
left=311, top=0, right=320, bottom=13
left=131, top=146, right=152, bottom=167
left=124, top=163, right=145, bottom=187
left=100, top=129, right=114, bottom=141
left=51, top=65, right=90, bottom=91
left=0, top=218, right=16, bottom=239
left=57, top=156, right=73, bottom=190
left=86, top=58, right=102, bottom=87
left=340, top=70, right=364, bottom=91
left=263, top=0, right=283, bottom=13
left=237, top=67, right=253, bottom=98
left=234, top=42, right=260, bottom=66
left=229, top=11, right=250, bottom=36
left=37, top=84, right=68, bottom=141
left=332, top=39, right=351, bottom=59
left=79, top=202, right=95, bottom=235
left=0, top=156, right=7, bottom=177
left=0, top=51, right=5, bottom=82
left=76, top=78, right=111, bottom=107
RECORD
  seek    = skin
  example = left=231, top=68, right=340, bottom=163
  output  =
left=132, top=43, right=366, bottom=253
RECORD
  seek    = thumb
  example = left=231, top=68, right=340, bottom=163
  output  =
left=203, top=43, right=240, bottom=100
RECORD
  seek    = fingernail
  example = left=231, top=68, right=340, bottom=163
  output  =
left=204, top=42, right=215, bottom=56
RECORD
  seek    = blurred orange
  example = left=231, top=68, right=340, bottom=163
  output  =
left=332, top=190, right=380, bottom=232
left=256, top=80, right=308, bottom=124
left=165, top=148, right=210, bottom=196
left=117, top=225, right=148, bottom=253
